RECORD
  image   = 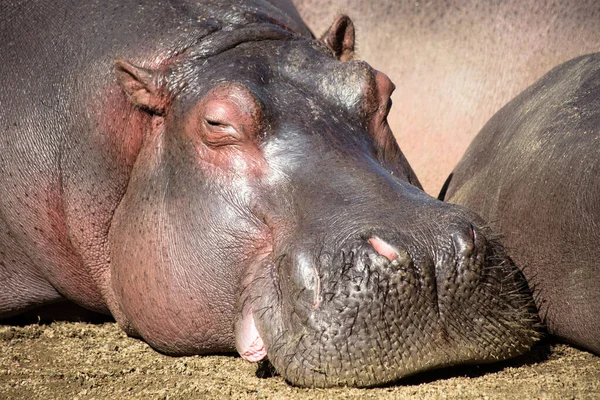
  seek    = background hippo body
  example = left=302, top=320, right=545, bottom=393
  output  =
left=293, top=0, right=600, bottom=194
left=443, top=53, right=600, bottom=354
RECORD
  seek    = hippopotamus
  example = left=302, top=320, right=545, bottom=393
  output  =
left=293, top=0, right=600, bottom=194
left=441, top=53, right=600, bottom=355
left=0, top=0, right=540, bottom=388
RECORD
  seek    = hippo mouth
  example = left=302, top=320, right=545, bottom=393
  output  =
left=235, top=226, right=541, bottom=388
left=236, top=305, right=268, bottom=362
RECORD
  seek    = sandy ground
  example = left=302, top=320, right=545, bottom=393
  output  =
left=1, top=318, right=598, bottom=400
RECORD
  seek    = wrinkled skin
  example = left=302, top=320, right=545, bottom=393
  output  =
left=442, top=53, right=600, bottom=355
left=293, top=0, right=600, bottom=194
left=1, top=0, right=539, bottom=388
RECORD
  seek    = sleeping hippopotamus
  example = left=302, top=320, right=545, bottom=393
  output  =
left=293, top=0, right=600, bottom=194
left=0, top=0, right=540, bottom=387
left=442, top=53, right=600, bottom=355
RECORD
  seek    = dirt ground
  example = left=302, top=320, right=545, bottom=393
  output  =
left=1, top=319, right=598, bottom=400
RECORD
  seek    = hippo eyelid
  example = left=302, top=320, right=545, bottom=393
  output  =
left=204, top=117, right=236, bottom=132
left=202, top=117, right=241, bottom=147
left=204, top=117, right=227, bottom=127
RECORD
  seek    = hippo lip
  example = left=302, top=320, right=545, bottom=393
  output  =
left=234, top=251, right=273, bottom=363
left=235, top=307, right=267, bottom=362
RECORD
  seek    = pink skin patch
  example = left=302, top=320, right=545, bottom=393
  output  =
left=368, top=236, right=399, bottom=261
left=235, top=310, right=267, bottom=362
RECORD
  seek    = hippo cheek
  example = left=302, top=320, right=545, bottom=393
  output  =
left=107, top=108, right=274, bottom=355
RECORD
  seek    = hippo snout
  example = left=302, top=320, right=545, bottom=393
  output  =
left=242, top=217, right=539, bottom=388
left=370, top=222, right=482, bottom=300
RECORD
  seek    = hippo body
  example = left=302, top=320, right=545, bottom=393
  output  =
left=1, top=0, right=539, bottom=387
left=443, top=53, right=600, bottom=354
left=293, top=0, right=600, bottom=194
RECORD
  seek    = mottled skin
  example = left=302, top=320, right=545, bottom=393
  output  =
left=1, top=0, right=539, bottom=387
left=293, top=0, right=600, bottom=194
left=442, top=53, right=600, bottom=355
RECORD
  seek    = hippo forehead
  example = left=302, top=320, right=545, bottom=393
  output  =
left=281, top=43, right=377, bottom=112
left=169, top=38, right=376, bottom=118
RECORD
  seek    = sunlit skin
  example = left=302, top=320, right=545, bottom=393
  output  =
left=1, top=0, right=539, bottom=387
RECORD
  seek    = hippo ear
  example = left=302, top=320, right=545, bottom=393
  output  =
left=114, top=59, right=165, bottom=115
left=320, top=15, right=355, bottom=61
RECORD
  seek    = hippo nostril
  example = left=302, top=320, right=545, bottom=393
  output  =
left=469, top=223, right=477, bottom=243
left=452, top=223, right=477, bottom=257
left=368, top=236, right=399, bottom=261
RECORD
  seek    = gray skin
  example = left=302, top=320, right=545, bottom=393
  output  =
left=442, top=53, right=600, bottom=355
left=1, top=0, right=539, bottom=388
left=293, top=0, right=600, bottom=194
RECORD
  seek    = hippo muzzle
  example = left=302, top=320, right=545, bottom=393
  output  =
left=232, top=125, right=540, bottom=387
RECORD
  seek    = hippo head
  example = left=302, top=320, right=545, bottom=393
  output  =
left=108, top=16, right=540, bottom=387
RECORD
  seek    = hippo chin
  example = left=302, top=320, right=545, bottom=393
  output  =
left=0, top=0, right=539, bottom=388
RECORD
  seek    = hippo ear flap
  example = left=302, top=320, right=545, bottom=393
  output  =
left=114, top=59, right=165, bottom=115
left=320, top=15, right=355, bottom=61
